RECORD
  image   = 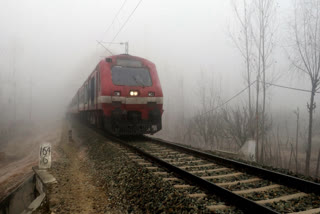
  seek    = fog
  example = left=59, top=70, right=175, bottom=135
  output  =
left=0, top=0, right=311, bottom=119
left=1, top=0, right=320, bottom=174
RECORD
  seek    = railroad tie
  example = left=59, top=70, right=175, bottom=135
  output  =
left=153, top=171, right=168, bottom=175
left=149, top=148, right=166, bottom=151
left=170, top=160, right=204, bottom=165
left=162, top=156, right=194, bottom=161
left=190, top=167, right=229, bottom=174
left=180, top=163, right=216, bottom=169
left=151, top=152, right=179, bottom=156
left=137, top=162, right=152, bottom=166
left=128, top=155, right=140, bottom=159
left=125, top=153, right=136, bottom=156
left=160, top=155, right=189, bottom=160
left=163, top=177, right=179, bottom=181
left=159, top=149, right=175, bottom=152
left=206, top=204, right=229, bottom=211
left=201, top=172, right=243, bottom=180
left=132, top=158, right=145, bottom=162
left=148, top=145, right=162, bottom=148
left=216, top=178, right=262, bottom=187
left=173, top=184, right=192, bottom=189
left=233, top=184, right=281, bottom=194
left=256, top=192, right=308, bottom=205
left=289, top=208, right=320, bottom=214
left=188, top=193, right=207, bottom=198
left=146, top=167, right=158, bottom=170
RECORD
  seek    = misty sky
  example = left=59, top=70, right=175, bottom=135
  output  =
left=0, top=0, right=317, bottom=123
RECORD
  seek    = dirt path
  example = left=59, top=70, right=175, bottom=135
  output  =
left=0, top=126, right=60, bottom=201
left=48, top=129, right=116, bottom=214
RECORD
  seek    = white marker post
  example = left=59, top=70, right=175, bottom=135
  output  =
left=240, top=140, right=256, bottom=161
left=39, top=143, right=51, bottom=169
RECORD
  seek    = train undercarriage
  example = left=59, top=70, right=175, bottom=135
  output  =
left=75, top=110, right=162, bottom=135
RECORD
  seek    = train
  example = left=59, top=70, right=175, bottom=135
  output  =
left=67, top=54, right=163, bottom=135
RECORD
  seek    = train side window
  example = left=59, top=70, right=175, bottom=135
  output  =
left=82, top=88, right=84, bottom=104
left=97, top=71, right=100, bottom=93
left=90, top=76, right=95, bottom=103
left=77, top=92, right=79, bottom=107
left=85, top=83, right=88, bottom=104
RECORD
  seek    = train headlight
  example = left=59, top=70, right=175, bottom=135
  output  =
left=148, top=92, right=155, bottom=97
left=114, top=91, right=121, bottom=96
left=129, top=90, right=139, bottom=96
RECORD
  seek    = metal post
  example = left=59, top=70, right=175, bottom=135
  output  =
left=68, top=129, right=73, bottom=142
left=125, top=42, right=129, bottom=54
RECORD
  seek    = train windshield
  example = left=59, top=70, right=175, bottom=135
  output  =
left=111, top=66, right=152, bottom=87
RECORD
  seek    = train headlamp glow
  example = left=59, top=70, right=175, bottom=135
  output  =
left=148, top=92, right=155, bottom=97
left=114, top=91, right=121, bottom=96
left=130, top=91, right=139, bottom=96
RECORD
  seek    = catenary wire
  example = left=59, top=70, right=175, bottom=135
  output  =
left=108, top=0, right=143, bottom=51
left=99, top=0, right=128, bottom=41
left=96, top=40, right=113, bottom=55
left=96, top=0, right=128, bottom=56
left=261, top=81, right=320, bottom=94
left=198, top=80, right=319, bottom=117
left=199, top=80, right=257, bottom=116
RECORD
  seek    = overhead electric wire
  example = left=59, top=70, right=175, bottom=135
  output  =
left=96, top=40, right=113, bottom=55
left=198, top=79, right=319, bottom=118
left=96, top=0, right=128, bottom=56
left=100, top=0, right=128, bottom=40
left=108, top=0, right=143, bottom=50
left=260, top=81, right=320, bottom=94
left=199, top=80, right=257, bottom=117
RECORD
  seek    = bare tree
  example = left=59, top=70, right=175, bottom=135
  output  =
left=222, top=106, right=251, bottom=148
left=192, top=71, right=223, bottom=149
left=230, top=0, right=255, bottom=138
left=294, top=108, right=300, bottom=173
left=251, top=0, right=277, bottom=162
left=290, top=0, right=320, bottom=175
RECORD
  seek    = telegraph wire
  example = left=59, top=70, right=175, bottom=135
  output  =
left=108, top=0, right=143, bottom=50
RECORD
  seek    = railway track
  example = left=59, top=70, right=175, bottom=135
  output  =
left=102, top=134, right=320, bottom=214
left=77, top=121, right=320, bottom=213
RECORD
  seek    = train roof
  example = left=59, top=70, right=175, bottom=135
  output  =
left=101, top=54, right=154, bottom=65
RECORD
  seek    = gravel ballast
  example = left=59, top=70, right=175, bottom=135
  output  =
left=72, top=122, right=213, bottom=213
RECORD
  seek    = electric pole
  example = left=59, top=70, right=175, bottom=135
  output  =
left=29, top=76, right=32, bottom=121
left=99, top=41, right=129, bottom=54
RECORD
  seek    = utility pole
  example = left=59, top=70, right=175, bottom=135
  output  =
left=294, top=108, right=300, bottom=173
left=12, top=45, right=17, bottom=123
left=99, top=41, right=129, bottom=54
left=122, top=42, right=129, bottom=54
left=29, top=76, right=32, bottom=121
left=13, top=81, right=16, bottom=122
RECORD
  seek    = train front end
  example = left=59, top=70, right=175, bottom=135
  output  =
left=99, top=55, right=163, bottom=135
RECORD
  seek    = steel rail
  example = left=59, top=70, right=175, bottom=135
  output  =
left=76, top=120, right=320, bottom=213
left=144, top=136, right=320, bottom=195
left=103, top=134, right=278, bottom=214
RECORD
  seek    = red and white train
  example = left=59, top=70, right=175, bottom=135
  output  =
left=68, top=54, right=163, bottom=135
